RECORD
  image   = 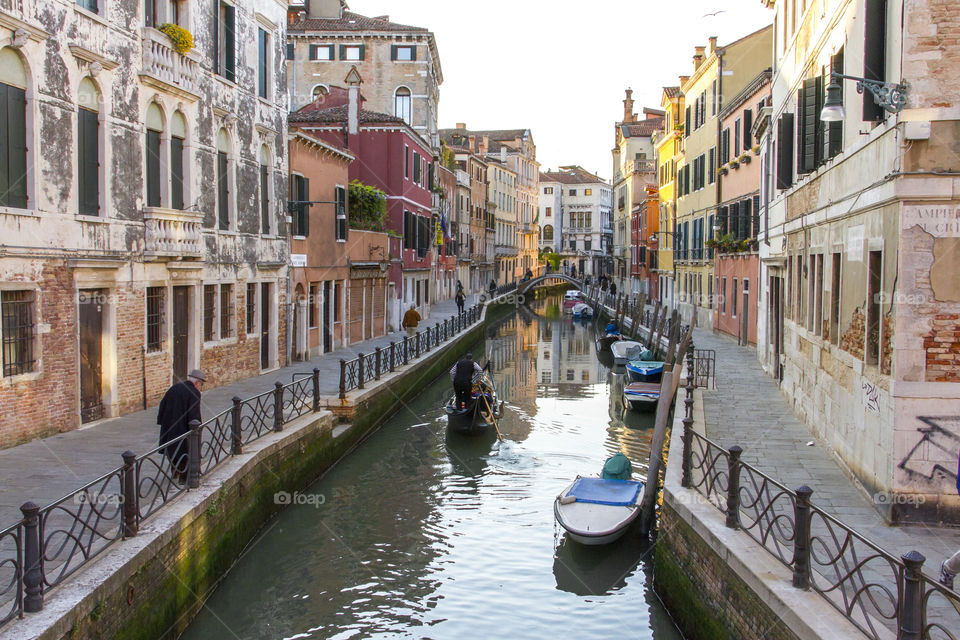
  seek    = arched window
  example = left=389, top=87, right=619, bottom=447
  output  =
left=0, top=48, right=28, bottom=208
left=542, top=224, right=554, bottom=242
left=394, top=87, right=411, bottom=125
left=311, top=84, right=328, bottom=101
left=145, top=102, right=165, bottom=208
left=170, top=111, right=186, bottom=209
left=216, top=128, right=231, bottom=230
left=77, top=77, right=101, bottom=215
left=259, top=144, right=270, bottom=234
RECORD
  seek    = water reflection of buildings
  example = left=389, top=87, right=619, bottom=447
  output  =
left=486, top=315, right=539, bottom=413
left=537, top=319, right=607, bottom=396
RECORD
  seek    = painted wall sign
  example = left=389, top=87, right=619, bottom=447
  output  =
left=290, top=254, right=307, bottom=267
left=902, top=205, right=960, bottom=237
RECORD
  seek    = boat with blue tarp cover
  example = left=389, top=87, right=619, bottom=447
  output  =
left=554, top=453, right=644, bottom=545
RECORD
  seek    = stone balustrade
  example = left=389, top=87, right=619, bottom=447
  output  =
left=140, top=28, right=200, bottom=100
left=143, top=207, right=203, bottom=259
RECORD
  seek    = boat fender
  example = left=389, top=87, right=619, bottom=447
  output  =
left=559, top=495, right=576, bottom=505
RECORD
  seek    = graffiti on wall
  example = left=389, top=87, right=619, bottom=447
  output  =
left=897, top=416, right=960, bottom=490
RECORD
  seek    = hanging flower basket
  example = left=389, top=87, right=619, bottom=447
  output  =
left=729, top=160, right=740, bottom=170
left=740, top=154, right=752, bottom=164
left=159, top=23, right=194, bottom=55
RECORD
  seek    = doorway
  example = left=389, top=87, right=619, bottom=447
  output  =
left=741, top=280, right=750, bottom=346
left=260, top=283, right=270, bottom=369
left=323, top=280, right=332, bottom=353
left=79, top=289, right=104, bottom=423
left=172, top=286, right=189, bottom=382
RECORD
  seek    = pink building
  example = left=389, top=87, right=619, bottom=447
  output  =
left=289, top=73, right=436, bottom=327
left=713, top=71, right=771, bottom=345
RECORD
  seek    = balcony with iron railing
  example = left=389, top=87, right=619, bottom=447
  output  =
left=456, top=170, right=470, bottom=187
left=140, top=27, right=202, bottom=101
left=627, top=159, right=657, bottom=174
left=143, top=207, right=203, bottom=259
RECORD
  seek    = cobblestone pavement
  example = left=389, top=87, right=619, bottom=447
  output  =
left=693, top=327, right=960, bottom=587
left=0, top=297, right=480, bottom=526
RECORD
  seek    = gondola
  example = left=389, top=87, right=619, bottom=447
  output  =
left=595, top=333, right=622, bottom=352
left=445, top=367, right=502, bottom=436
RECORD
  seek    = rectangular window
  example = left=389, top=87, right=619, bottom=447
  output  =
left=734, top=118, right=741, bottom=157
left=708, top=147, right=716, bottom=185
left=171, top=135, right=184, bottom=210
left=732, top=279, right=739, bottom=317
left=308, top=284, right=318, bottom=328
left=787, top=254, right=794, bottom=320
left=309, top=44, right=333, bottom=61
left=203, top=284, right=217, bottom=341
left=798, top=77, right=824, bottom=174
left=1, top=290, right=35, bottom=376
left=413, top=151, right=421, bottom=184
left=827, top=48, right=844, bottom=158
left=866, top=250, right=882, bottom=364
left=76, top=0, right=99, bottom=14
left=404, top=146, right=409, bottom=179
left=584, top=188, right=592, bottom=196
left=146, top=128, right=161, bottom=208
left=776, top=114, right=795, bottom=190
left=0, top=83, right=28, bottom=209
left=217, top=151, right=229, bottom=230
left=815, top=253, right=825, bottom=337
left=286, top=43, right=294, bottom=60
left=291, top=174, right=309, bottom=236
left=146, top=286, right=163, bottom=353
left=569, top=189, right=576, bottom=196
left=544, top=187, right=553, bottom=194
left=335, top=185, right=347, bottom=241
left=711, top=79, right=717, bottom=115
left=78, top=107, right=99, bottom=215
left=743, top=108, right=754, bottom=150
left=391, top=45, right=416, bottom=61
left=546, top=207, right=551, bottom=217
left=339, top=44, right=364, bottom=61
left=807, top=254, right=816, bottom=331
left=585, top=239, right=592, bottom=251
left=220, top=284, right=234, bottom=338
left=246, top=283, right=256, bottom=335
left=721, top=277, right=727, bottom=314
left=863, top=0, right=887, bottom=122
left=260, top=163, right=270, bottom=234
left=721, top=128, right=730, bottom=164
left=257, top=28, right=269, bottom=99
left=216, top=1, right=236, bottom=82
left=830, top=253, right=841, bottom=343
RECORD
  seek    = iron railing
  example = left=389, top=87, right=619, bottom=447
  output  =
left=0, top=296, right=494, bottom=628
left=681, top=384, right=960, bottom=639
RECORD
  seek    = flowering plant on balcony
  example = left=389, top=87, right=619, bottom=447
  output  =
left=159, top=23, right=194, bottom=55
left=739, top=153, right=752, bottom=164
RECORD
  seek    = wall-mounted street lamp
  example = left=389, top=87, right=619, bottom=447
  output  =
left=820, top=72, right=907, bottom=122
left=649, top=230, right=682, bottom=244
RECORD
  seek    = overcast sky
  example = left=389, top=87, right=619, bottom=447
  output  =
left=346, top=0, right=774, bottom=182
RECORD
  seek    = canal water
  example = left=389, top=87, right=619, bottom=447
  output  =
left=181, top=296, right=684, bottom=639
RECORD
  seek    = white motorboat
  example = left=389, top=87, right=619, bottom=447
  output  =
left=623, top=382, right=660, bottom=411
left=610, top=340, right=643, bottom=365
left=572, top=302, right=593, bottom=318
left=554, top=477, right=644, bottom=545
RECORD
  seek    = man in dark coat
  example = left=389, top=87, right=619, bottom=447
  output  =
left=449, top=353, right=482, bottom=408
left=455, top=289, right=465, bottom=313
left=157, top=369, right=205, bottom=482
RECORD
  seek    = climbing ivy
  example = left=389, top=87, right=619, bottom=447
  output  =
left=348, top=180, right=387, bottom=232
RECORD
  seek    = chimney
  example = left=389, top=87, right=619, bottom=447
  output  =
left=623, top=88, right=635, bottom=123
left=456, top=123, right=466, bottom=130
left=707, top=36, right=718, bottom=57
left=344, top=66, right=362, bottom=135
left=468, top=134, right=476, bottom=151
left=693, top=46, right=705, bottom=71
left=500, top=146, right=507, bottom=163
left=307, top=0, right=343, bottom=19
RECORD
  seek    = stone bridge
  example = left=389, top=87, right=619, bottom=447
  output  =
left=517, top=274, right=583, bottom=294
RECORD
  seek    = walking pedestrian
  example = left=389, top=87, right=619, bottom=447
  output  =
left=401, top=303, right=421, bottom=338
left=610, top=281, right=617, bottom=296
left=157, top=369, right=205, bottom=484
left=455, top=289, right=465, bottom=314
left=938, top=448, right=960, bottom=589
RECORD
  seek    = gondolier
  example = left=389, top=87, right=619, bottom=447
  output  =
left=450, top=353, right=482, bottom=408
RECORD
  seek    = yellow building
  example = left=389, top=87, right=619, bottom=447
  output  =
left=675, top=28, right=771, bottom=326
left=654, top=86, right=683, bottom=307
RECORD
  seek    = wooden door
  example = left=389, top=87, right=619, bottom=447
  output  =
left=260, top=283, right=270, bottom=369
left=322, top=281, right=331, bottom=353
left=741, top=286, right=750, bottom=346
left=79, top=289, right=104, bottom=423
left=172, top=286, right=189, bottom=382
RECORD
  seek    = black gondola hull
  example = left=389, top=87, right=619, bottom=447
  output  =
left=445, top=397, right=494, bottom=436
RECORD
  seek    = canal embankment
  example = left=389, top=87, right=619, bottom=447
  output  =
left=1, top=296, right=516, bottom=640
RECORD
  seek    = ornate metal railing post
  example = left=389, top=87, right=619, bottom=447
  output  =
left=435, top=324, right=440, bottom=347
left=231, top=396, right=243, bottom=454
left=121, top=450, right=138, bottom=538
left=726, top=445, right=742, bottom=529
left=425, top=329, right=431, bottom=354
left=312, top=368, right=321, bottom=412
left=273, top=382, right=284, bottom=432
left=357, top=353, right=365, bottom=389
left=403, top=336, right=409, bottom=363
left=899, top=551, right=925, bottom=640
left=792, top=485, right=813, bottom=589
left=188, top=419, right=202, bottom=488
left=681, top=411, right=693, bottom=489
left=20, top=501, right=42, bottom=613
left=339, top=359, right=346, bottom=400
left=374, top=347, right=382, bottom=380
left=389, top=342, right=396, bottom=372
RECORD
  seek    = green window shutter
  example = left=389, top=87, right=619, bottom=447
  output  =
left=339, top=44, right=346, bottom=60
left=212, top=0, right=219, bottom=74
left=776, top=113, right=794, bottom=190
left=814, top=74, right=825, bottom=167
left=684, top=106, right=690, bottom=137
left=752, top=195, right=760, bottom=238
left=410, top=46, right=417, bottom=61
left=171, top=136, right=184, bottom=210
left=260, top=164, right=269, bottom=233
left=798, top=79, right=817, bottom=174
left=1, top=83, right=29, bottom=209
left=718, top=206, right=728, bottom=235
left=390, top=45, right=397, bottom=61
left=358, top=45, right=365, bottom=60
left=218, top=151, right=229, bottom=230
left=301, top=177, right=309, bottom=236
left=258, top=29, right=267, bottom=98
left=863, top=0, right=887, bottom=121
left=828, top=49, right=844, bottom=158
left=79, top=108, right=99, bottom=215
left=286, top=43, right=294, bottom=60
left=146, top=129, right=161, bottom=208
left=743, top=109, right=753, bottom=150
left=224, top=3, right=236, bottom=81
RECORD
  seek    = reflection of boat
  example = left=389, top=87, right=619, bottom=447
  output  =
left=571, top=302, right=593, bottom=319
left=554, top=477, right=644, bottom=545
left=610, top=340, right=642, bottom=364
left=625, top=360, right=665, bottom=383
left=624, top=382, right=660, bottom=411
left=445, top=371, right=502, bottom=435
left=596, top=346, right=615, bottom=369
left=595, top=334, right=622, bottom=352
left=562, top=290, right=583, bottom=313
left=552, top=528, right=647, bottom=595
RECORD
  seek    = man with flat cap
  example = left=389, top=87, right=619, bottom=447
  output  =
left=157, top=369, right=205, bottom=483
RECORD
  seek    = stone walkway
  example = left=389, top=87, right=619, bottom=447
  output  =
left=693, top=327, right=960, bottom=587
left=0, top=297, right=477, bottom=526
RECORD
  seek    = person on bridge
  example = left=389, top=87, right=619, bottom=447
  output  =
left=610, top=281, right=617, bottom=296
left=489, top=280, right=496, bottom=298
left=450, top=353, right=483, bottom=408
left=402, top=303, right=421, bottom=338
left=157, top=369, right=205, bottom=484
left=570, top=265, right=577, bottom=279
left=455, top=289, right=465, bottom=314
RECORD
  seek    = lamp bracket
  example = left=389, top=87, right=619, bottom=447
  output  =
left=832, top=72, right=907, bottom=114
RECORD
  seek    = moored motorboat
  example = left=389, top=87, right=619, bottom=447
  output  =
left=595, top=333, right=622, bottom=352
left=610, top=340, right=643, bottom=365
left=554, top=476, right=644, bottom=545
left=572, top=302, right=593, bottom=319
left=623, top=382, right=660, bottom=411
left=625, top=360, right=665, bottom=383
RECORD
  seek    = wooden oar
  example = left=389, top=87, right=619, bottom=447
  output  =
left=476, top=372, right=504, bottom=442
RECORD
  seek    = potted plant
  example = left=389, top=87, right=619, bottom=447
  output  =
left=705, top=238, right=719, bottom=249
left=739, top=153, right=751, bottom=164
left=717, top=166, right=728, bottom=177
left=158, top=23, right=194, bottom=55
left=729, top=159, right=740, bottom=169
left=753, top=145, right=761, bottom=156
